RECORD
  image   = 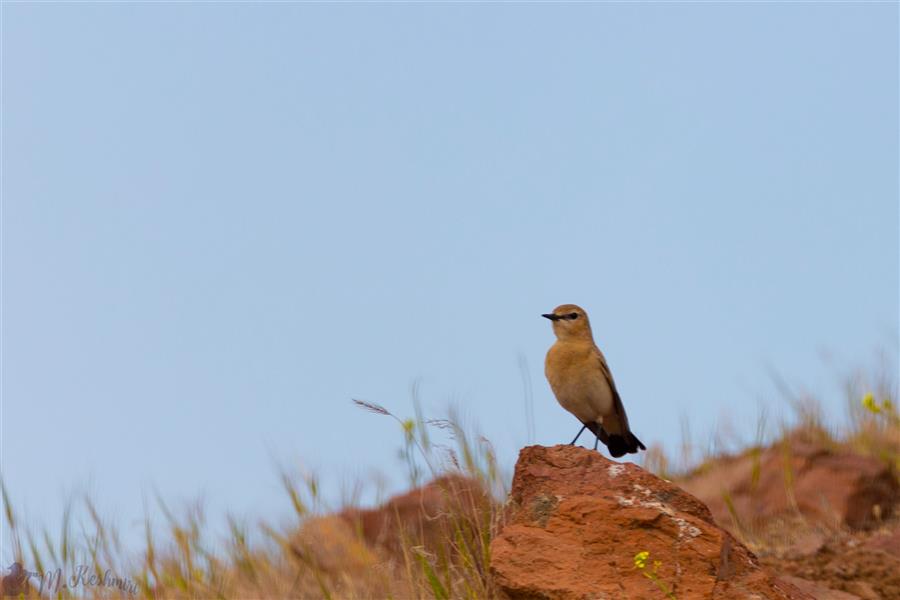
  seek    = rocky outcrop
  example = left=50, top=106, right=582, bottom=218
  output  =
left=764, top=525, right=900, bottom=600
left=338, top=474, right=491, bottom=555
left=490, top=445, right=811, bottom=600
left=674, top=434, right=900, bottom=599
left=678, top=438, right=898, bottom=531
left=779, top=576, right=863, bottom=600
left=292, top=473, right=491, bottom=574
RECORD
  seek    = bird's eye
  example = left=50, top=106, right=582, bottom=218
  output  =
left=568, top=312, right=579, bottom=320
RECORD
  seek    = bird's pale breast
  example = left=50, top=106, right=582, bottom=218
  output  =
left=545, top=341, right=614, bottom=424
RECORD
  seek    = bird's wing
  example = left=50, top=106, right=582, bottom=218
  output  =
left=592, top=347, right=630, bottom=435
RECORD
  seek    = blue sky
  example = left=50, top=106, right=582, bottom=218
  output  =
left=2, top=2, right=897, bottom=556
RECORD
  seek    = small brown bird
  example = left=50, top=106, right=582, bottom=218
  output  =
left=543, top=304, right=645, bottom=457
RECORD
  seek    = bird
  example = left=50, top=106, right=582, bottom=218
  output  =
left=543, top=303, right=646, bottom=458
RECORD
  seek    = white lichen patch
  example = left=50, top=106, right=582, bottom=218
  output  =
left=673, top=517, right=702, bottom=540
left=616, top=494, right=702, bottom=542
left=607, top=465, right=625, bottom=478
left=632, top=483, right=653, bottom=497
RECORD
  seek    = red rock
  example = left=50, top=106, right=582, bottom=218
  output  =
left=291, top=473, right=492, bottom=594
left=337, top=474, right=490, bottom=556
left=861, top=526, right=900, bottom=555
left=780, top=576, right=863, bottom=600
left=679, top=443, right=898, bottom=531
left=490, top=445, right=812, bottom=600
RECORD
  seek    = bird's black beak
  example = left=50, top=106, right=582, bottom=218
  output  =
left=542, top=313, right=560, bottom=321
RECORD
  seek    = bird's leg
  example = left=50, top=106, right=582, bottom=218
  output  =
left=593, top=436, right=600, bottom=451
left=569, top=425, right=587, bottom=445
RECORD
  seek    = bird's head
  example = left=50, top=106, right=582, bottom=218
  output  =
left=542, top=304, right=593, bottom=341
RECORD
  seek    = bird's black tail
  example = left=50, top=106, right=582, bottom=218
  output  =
left=586, top=422, right=646, bottom=458
left=607, top=432, right=646, bottom=458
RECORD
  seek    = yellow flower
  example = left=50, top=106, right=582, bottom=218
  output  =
left=883, top=399, right=893, bottom=411
left=402, top=418, right=416, bottom=441
left=634, top=551, right=649, bottom=569
left=862, top=393, right=880, bottom=413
